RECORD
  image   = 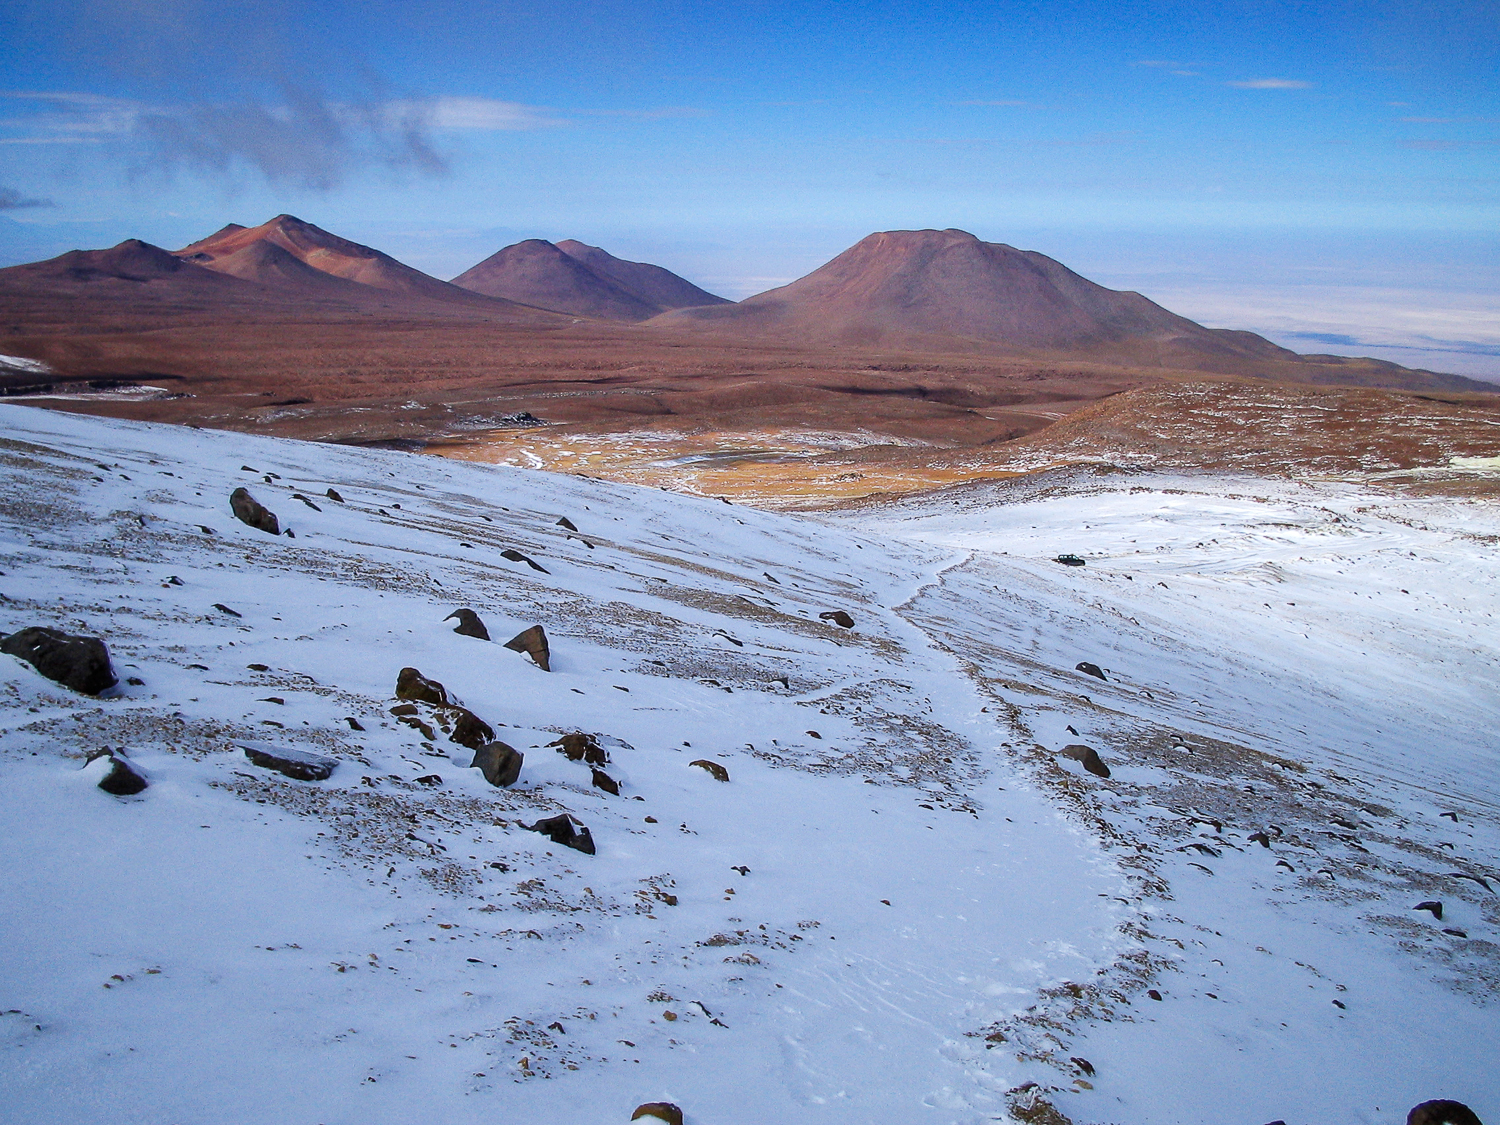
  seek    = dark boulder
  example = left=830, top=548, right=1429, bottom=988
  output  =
left=1408, top=1101, right=1483, bottom=1125
left=229, top=487, right=280, bottom=535
left=471, top=741, right=524, bottom=787
left=1075, top=661, right=1107, bottom=681
left=631, top=1105, right=683, bottom=1125
left=444, top=706, right=495, bottom=751
left=445, top=608, right=490, bottom=640
left=2, top=626, right=117, bottom=695
left=550, top=732, right=608, bottom=765
left=395, top=666, right=450, bottom=705
left=556, top=516, right=578, bottom=531
left=504, top=625, right=551, bottom=671
left=526, top=813, right=595, bottom=855
left=1414, top=900, right=1444, bottom=920
left=89, top=749, right=148, bottom=795
left=819, top=610, right=856, bottom=628
left=1058, top=744, right=1111, bottom=778
left=239, top=741, right=338, bottom=781
left=325, top=488, right=344, bottom=503
left=591, top=768, right=620, bottom=795
left=500, top=548, right=549, bottom=573
left=690, top=759, right=730, bottom=782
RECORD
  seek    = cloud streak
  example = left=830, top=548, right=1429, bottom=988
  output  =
left=0, top=186, right=54, bottom=209
left=1226, top=78, right=1312, bottom=89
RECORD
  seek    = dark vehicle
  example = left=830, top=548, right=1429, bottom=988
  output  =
left=1055, top=554, right=1086, bottom=567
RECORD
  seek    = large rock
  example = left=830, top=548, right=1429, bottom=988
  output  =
left=819, top=610, right=856, bottom=628
left=239, top=741, right=338, bottom=781
left=550, top=731, right=608, bottom=765
left=631, top=1105, right=683, bottom=1125
left=471, top=741, right=524, bottom=787
left=88, top=749, right=148, bottom=795
left=1075, top=661, right=1107, bottom=681
left=395, top=666, right=451, bottom=705
left=1058, top=744, right=1111, bottom=778
left=504, top=625, right=551, bottom=671
left=526, top=813, right=595, bottom=855
left=445, top=608, right=490, bottom=640
left=229, top=487, right=280, bottom=535
left=1, top=626, right=117, bottom=695
left=690, top=759, right=730, bottom=782
left=444, top=705, right=495, bottom=750
left=1408, top=1101, right=1483, bottom=1125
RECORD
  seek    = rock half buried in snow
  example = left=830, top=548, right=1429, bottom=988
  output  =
left=395, top=666, right=451, bottom=705
left=88, top=749, right=148, bottom=795
left=1058, top=744, right=1111, bottom=778
left=504, top=625, right=551, bottom=671
left=471, top=741, right=524, bottom=787
left=550, top=732, right=608, bottom=765
left=819, top=610, right=856, bottom=628
left=445, top=608, right=490, bottom=640
left=1, top=626, right=118, bottom=695
left=500, top=548, right=549, bottom=573
left=229, top=487, right=280, bottom=535
left=526, top=813, right=595, bottom=855
left=1075, top=661, right=1107, bottom=681
left=690, top=759, right=730, bottom=782
left=631, top=1104, right=684, bottom=1125
left=239, top=742, right=338, bottom=781
left=591, top=768, right=620, bottom=795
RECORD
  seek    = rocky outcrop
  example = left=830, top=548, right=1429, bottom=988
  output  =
left=1, top=626, right=117, bottom=694
left=239, top=742, right=338, bottom=781
left=445, top=608, right=490, bottom=640
left=1058, top=743, right=1111, bottom=778
left=229, top=487, right=280, bottom=535
left=631, top=1104, right=684, bottom=1125
left=550, top=732, right=608, bottom=765
left=690, top=759, right=730, bottom=782
left=395, top=667, right=451, bottom=705
left=504, top=626, right=551, bottom=671
left=526, top=813, right=595, bottom=855
left=471, top=741, right=524, bottom=787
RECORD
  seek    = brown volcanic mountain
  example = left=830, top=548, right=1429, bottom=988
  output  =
left=655, top=228, right=1288, bottom=354
left=177, top=214, right=518, bottom=310
left=453, top=238, right=729, bottom=321
left=555, top=240, right=730, bottom=312
left=452, top=239, right=661, bottom=320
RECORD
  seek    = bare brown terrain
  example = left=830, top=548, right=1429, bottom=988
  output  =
left=2, top=217, right=1495, bottom=509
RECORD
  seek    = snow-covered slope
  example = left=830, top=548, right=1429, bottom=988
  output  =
left=0, top=405, right=1495, bottom=1125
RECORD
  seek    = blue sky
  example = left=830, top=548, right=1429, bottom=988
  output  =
left=2, top=0, right=1497, bottom=374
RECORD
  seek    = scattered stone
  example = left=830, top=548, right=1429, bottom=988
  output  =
left=551, top=732, right=608, bottom=765
left=239, top=742, right=338, bottom=781
left=503, top=626, right=551, bottom=671
left=819, top=610, right=855, bottom=629
left=1443, top=928, right=1469, bottom=938
left=526, top=813, right=595, bottom=855
left=807, top=730, right=821, bottom=739
left=395, top=667, right=450, bottom=705
left=292, top=494, right=322, bottom=511
left=415, top=774, right=442, bottom=786
left=1058, top=744, right=1111, bottom=778
left=126, top=676, right=144, bottom=686
left=1408, top=1100, right=1483, bottom=1125
left=1249, top=831, right=1272, bottom=848
left=164, top=575, right=184, bottom=586
left=212, top=603, right=242, bottom=618
left=325, top=488, right=344, bottom=502
left=1075, top=661, right=1107, bottom=681
left=445, top=706, right=496, bottom=750
left=690, top=759, right=730, bottom=782
left=591, top=768, right=620, bottom=795
left=631, top=1103, right=683, bottom=1125
left=500, top=548, right=549, bottom=573
left=1446, top=872, right=1493, bottom=892
left=445, top=608, right=490, bottom=640
left=91, top=750, right=147, bottom=796
left=345, top=717, right=365, bottom=731
left=471, top=742, right=524, bottom=787
left=1414, top=900, right=1443, bottom=920
left=1070, top=1057, right=1095, bottom=1077
left=1147, top=989, right=1163, bottom=1001
left=1, top=626, right=117, bottom=695
left=229, top=487, right=280, bottom=535
left=247, top=663, right=270, bottom=671
left=1440, top=811, right=1460, bottom=822
left=556, top=516, right=578, bottom=531
left=1055, top=554, right=1086, bottom=566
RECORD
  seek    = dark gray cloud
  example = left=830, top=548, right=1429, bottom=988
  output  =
left=9, top=0, right=449, bottom=189
left=0, top=186, right=55, bottom=209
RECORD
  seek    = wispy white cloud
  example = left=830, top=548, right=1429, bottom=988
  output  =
left=402, top=96, right=566, bottom=131
left=574, top=106, right=708, bottom=121
left=1227, top=78, right=1312, bottom=89
left=0, top=186, right=54, bottom=209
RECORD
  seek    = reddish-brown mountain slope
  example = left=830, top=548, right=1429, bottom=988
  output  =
left=452, top=239, right=661, bottom=321
left=555, top=240, right=729, bottom=312
left=176, top=214, right=524, bottom=310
